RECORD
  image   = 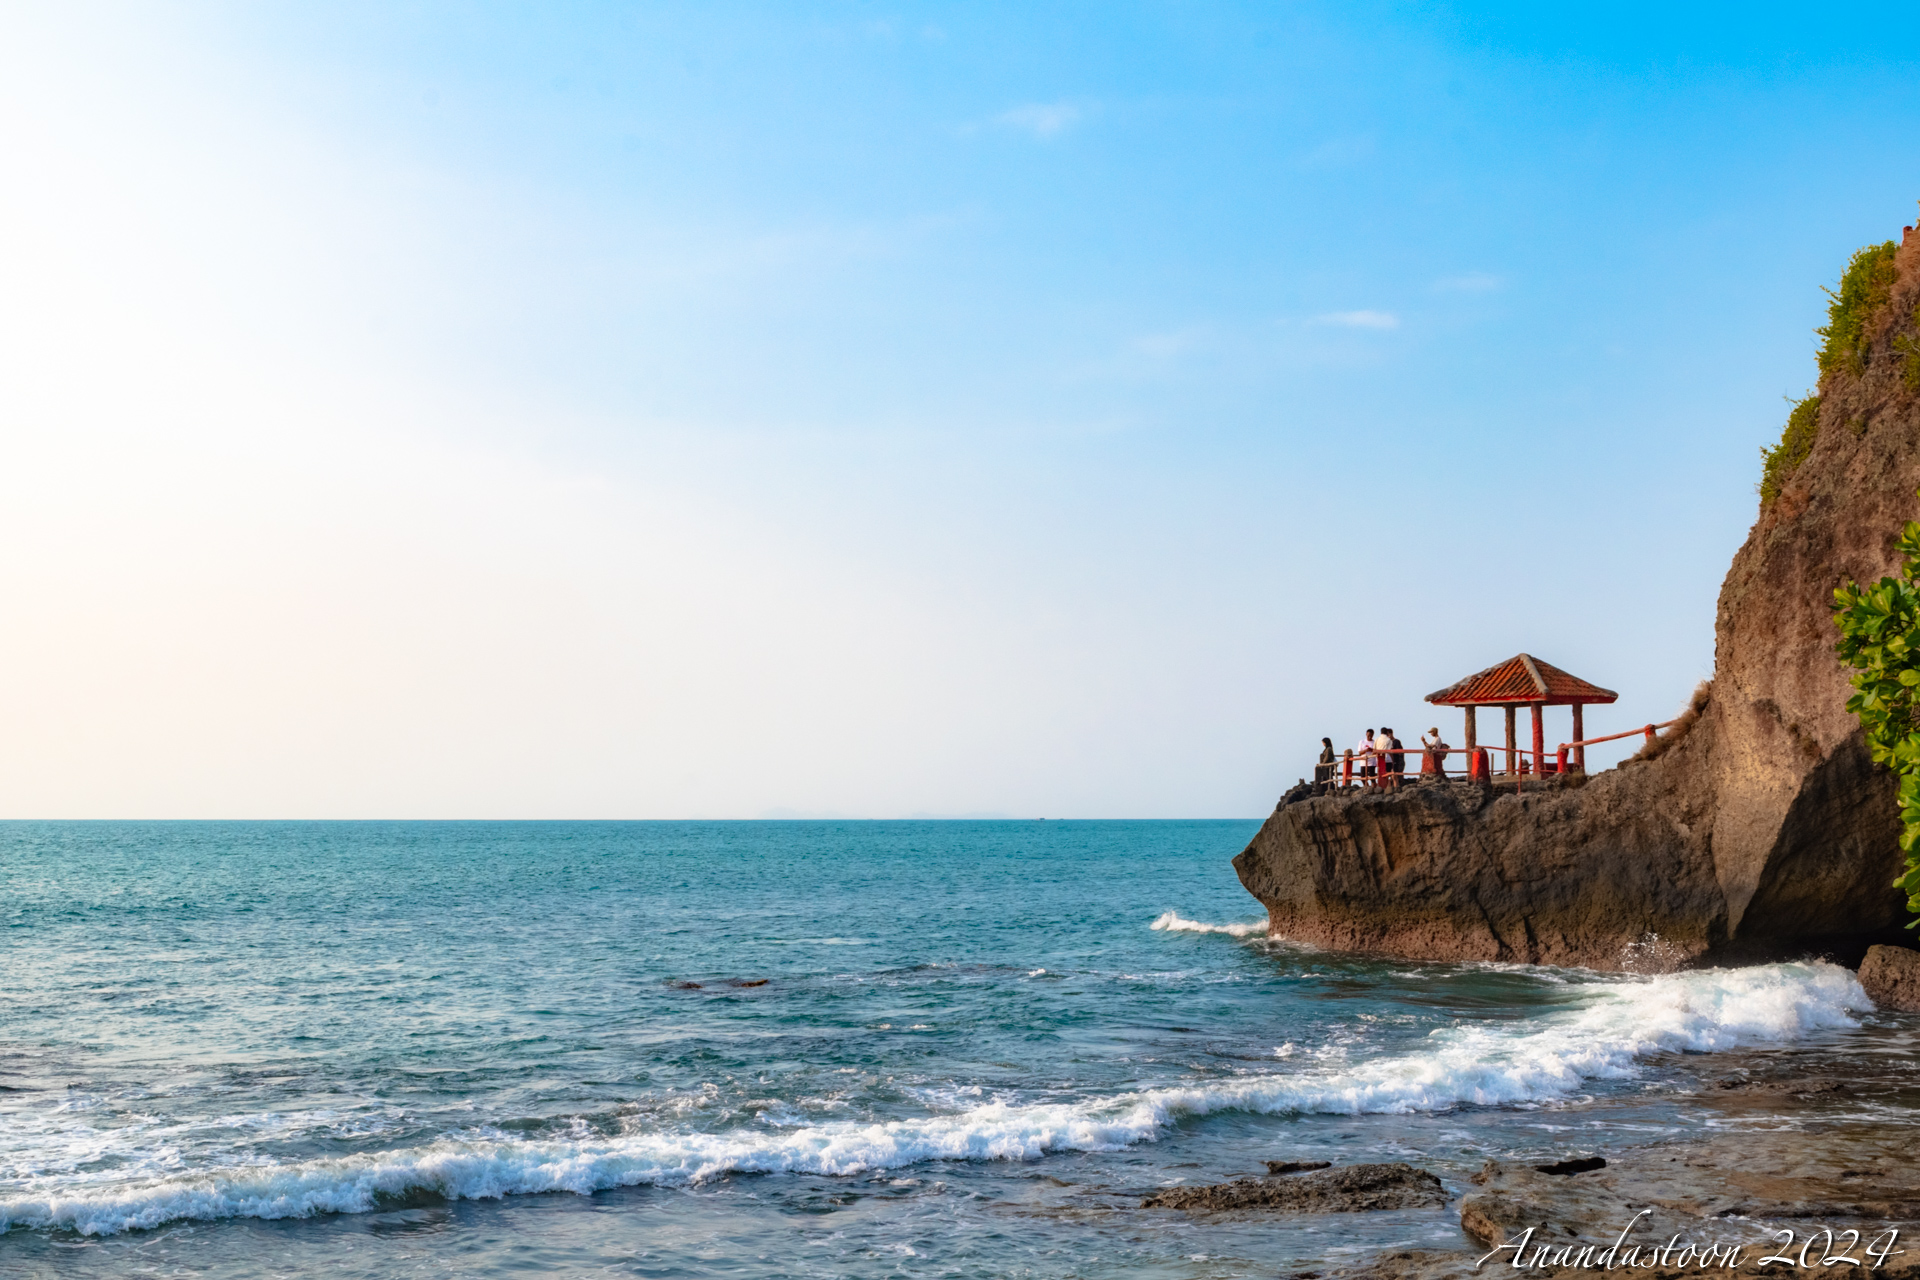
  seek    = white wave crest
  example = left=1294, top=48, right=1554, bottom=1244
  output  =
left=1148, top=910, right=1269, bottom=938
left=0, top=962, right=1868, bottom=1238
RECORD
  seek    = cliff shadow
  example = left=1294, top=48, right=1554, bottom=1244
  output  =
left=1714, top=728, right=1909, bottom=966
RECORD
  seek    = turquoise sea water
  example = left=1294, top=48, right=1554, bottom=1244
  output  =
left=1, top=820, right=1910, bottom=1278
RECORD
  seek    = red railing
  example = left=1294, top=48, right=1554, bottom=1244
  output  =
left=1317, top=717, right=1681, bottom=793
left=1553, top=719, right=1681, bottom=775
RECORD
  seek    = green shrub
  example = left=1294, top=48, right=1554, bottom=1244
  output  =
left=1758, top=393, right=1822, bottom=505
left=1817, top=241, right=1899, bottom=377
left=1834, top=507, right=1920, bottom=929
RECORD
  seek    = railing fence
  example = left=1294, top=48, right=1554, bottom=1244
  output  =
left=1313, top=718, right=1681, bottom=794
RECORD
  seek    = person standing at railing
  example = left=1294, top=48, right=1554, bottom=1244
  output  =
left=1314, top=738, right=1336, bottom=787
left=1355, top=729, right=1377, bottom=783
left=1386, top=729, right=1406, bottom=788
left=1419, top=727, right=1448, bottom=778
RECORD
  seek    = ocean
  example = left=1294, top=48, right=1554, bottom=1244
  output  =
left=1, top=820, right=1908, bottom=1278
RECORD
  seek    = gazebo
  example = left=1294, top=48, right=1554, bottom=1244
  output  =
left=1425, top=654, right=1618, bottom=776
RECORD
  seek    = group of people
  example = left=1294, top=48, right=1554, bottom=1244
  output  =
left=1312, top=727, right=1450, bottom=789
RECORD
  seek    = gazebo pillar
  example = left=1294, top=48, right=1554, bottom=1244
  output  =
left=1572, top=704, right=1585, bottom=772
left=1463, top=705, right=1477, bottom=767
left=1503, top=706, right=1517, bottom=777
left=1531, top=703, right=1545, bottom=776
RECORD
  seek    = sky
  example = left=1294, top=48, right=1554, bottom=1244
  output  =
left=2, top=2, right=1918, bottom=818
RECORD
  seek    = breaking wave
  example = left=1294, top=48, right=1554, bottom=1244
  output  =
left=0, top=962, right=1868, bottom=1238
left=1148, top=910, right=1269, bottom=937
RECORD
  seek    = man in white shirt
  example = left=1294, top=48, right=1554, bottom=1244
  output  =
left=1356, top=729, right=1376, bottom=781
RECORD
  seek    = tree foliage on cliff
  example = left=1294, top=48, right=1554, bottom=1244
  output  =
left=1834, top=512, right=1920, bottom=927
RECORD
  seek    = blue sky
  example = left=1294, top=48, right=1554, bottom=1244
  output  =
left=1, top=3, right=1916, bottom=816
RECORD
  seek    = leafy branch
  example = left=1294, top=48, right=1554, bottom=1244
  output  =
left=1834, top=509, right=1920, bottom=927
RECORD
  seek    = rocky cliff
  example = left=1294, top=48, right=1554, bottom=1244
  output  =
left=1235, top=220, right=1920, bottom=970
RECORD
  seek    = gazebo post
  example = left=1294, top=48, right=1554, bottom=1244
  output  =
left=1531, top=703, right=1545, bottom=777
left=1571, top=704, right=1585, bottom=772
left=1503, top=706, right=1516, bottom=777
left=1463, top=705, right=1476, bottom=773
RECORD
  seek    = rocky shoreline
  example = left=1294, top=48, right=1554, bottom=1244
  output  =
left=1143, top=1072, right=1920, bottom=1279
left=1351, top=1118, right=1920, bottom=1280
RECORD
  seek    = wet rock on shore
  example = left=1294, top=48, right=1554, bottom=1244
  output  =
left=1142, top=1162, right=1445, bottom=1213
left=1860, top=944, right=1920, bottom=1011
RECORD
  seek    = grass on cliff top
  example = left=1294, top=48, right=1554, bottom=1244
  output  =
left=1817, top=240, right=1899, bottom=377
left=1758, top=393, right=1822, bottom=505
left=1759, top=235, right=1905, bottom=507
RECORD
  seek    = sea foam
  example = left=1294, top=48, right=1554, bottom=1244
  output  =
left=1148, top=910, right=1269, bottom=937
left=0, top=962, right=1868, bottom=1237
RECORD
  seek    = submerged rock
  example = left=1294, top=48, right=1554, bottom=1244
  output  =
left=1142, top=1162, right=1445, bottom=1213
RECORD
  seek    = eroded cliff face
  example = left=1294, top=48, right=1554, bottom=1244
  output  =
left=1235, top=225, right=1920, bottom=971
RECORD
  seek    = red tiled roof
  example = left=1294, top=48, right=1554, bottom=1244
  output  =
left=1425, top=654, right=1618, bottom=707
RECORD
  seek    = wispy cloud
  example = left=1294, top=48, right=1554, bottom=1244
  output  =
left=1299, top=134, right=1375, bottom=169
left=1129, top=329, right=1203, bottom=360
left=996, top=101, right=1081, bottom=139
left=1433, top=272, right=1503, bottom=293
left=1059, top=325, right=1213, bottom=382
left=625, top=209, right=975, bottom=285
left=1314, top=310, right=1400, bottom=330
